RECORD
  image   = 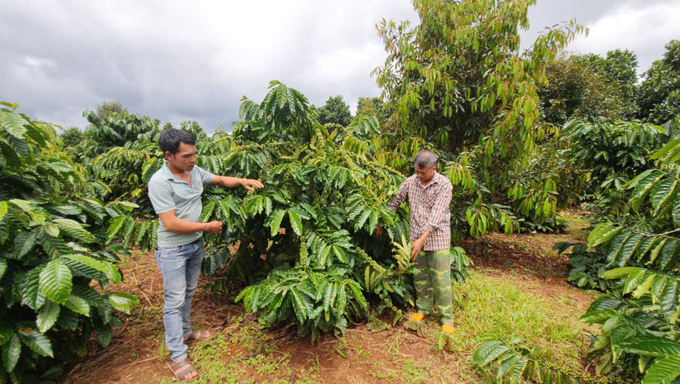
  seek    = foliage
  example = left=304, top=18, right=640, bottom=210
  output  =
left=539, top=53, right=629, bottom=125
left=81, top=109, right=162, bottom=158
left=356, top=97, right=389, bottom=121
left=0, top=103, right=138, bottom=382
left=95, top=101, right=127, bottom=120
left=472, top=336, right=632, bottom=384
left=638, top=40, right=680, bottom=125
left=92, top=80, right=470, bottom=337
left=220, top=81, right=433, bottom=338
left=315, top=95, right=352, bottom=127
left=562, top=119, right=668, bottom=217
left=372, top=0, right=586, bottom=236
left=581, top=49, right=639, bottom=119
left=59, top=127, right=84, bottom=149
left=580, top=137, right=680, bottom=382
left=555, top=242, right=615, bottom=291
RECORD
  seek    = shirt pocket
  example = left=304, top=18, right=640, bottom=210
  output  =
left=425, top=188, right=438, bottom=209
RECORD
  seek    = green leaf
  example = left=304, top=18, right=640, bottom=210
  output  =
left=471, top=340, right=507, bottom=366
left=619, top=335, right=680, bottom=357
left=623, top=268, right=647, bottom=294
left=56, top=309, right=79, bottom=331
left=2, top=334, right=20, bottom=372
left=53, top=219, right=95, bottom=243
left=0, top=329, right=11, bottom=347
left=269, top=209, right=286, bottom=237
left=602, top=267, right=644, bottom=280
left=651, top=179, right=679, bottom=215
left=651, top=137, right=680, bottom=162
left=659, top=279, right=678, bottom=322
left=108, top=293, right=140, bottom=314
left=288, top=210, right=303, bottom=236
left=616, top=234, right=644, bottom=266
left=630, top=172, right=664, bottom=212
left=497, top=354, right=521, bottom=380
left=607, top=232, right=633, bottom=263
left=509, top=357, right=528, bottom=382
left=18, top=329, right=53, bottom=357
left=588, top=223, right=623, bottom=247
left=579, top=309, right=619, bottom=324
left=641, top=355, right=680, bottom=384
left=96, top=325, right=113, bottom=347
left=0, top=258, right=6, bottom=281
left=0, top=202, right=6, bottom=222
left=63, top=255, right=121, bottom=284
left=43, top=222, right=60, bottom=237
left=106, top=215, right=127, bottom=244
left=15, top=230, right=38, bottom=258
left=21, top=266, right=46, bottom=310
left=0, top=111, right=28, bottom=138
left=36, top=300, right=60, bottom=333
left=64, top=295, right=90, bottom=316
left=39, top=260, right=72, bottom=304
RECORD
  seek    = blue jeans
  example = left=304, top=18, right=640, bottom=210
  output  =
left=154, top=239, right=203, bottom=362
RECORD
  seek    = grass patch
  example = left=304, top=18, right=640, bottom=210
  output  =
left=447, top=271, right=585, bottom=370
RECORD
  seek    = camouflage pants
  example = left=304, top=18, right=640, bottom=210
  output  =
left=414, top=250, right=454, bottom=324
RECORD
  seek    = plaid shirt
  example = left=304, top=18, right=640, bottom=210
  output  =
left=387, top=172, right=452, bottom=251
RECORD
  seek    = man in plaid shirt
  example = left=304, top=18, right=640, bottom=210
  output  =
left=376, top=150, right=455, bottom=334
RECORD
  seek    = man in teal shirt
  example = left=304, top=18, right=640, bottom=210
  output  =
left=148, top=129, right=263, bottom=382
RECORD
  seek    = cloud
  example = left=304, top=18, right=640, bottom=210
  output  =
left=0, top=0, right=418, bottom=132
left=567, top=1, right=680, bottom=74
left=0, top=0, right=677, bottom=133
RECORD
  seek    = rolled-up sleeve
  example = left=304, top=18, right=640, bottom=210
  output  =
left=387, top=178, right=410, bottom=211
left=426, top=181, right=452, bottom=233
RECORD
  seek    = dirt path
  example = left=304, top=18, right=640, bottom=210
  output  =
left=63, top=212, right=595, bottom=384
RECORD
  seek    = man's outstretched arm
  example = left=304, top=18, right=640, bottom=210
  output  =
left=210, top=175, right=264, bottom=191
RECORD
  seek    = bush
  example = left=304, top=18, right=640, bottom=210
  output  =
left=0, top=103, right=138, bottom=382
left=580, top=136, right=680, bottom=381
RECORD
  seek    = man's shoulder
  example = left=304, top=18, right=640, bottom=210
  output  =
left=436, top=173, right=452, bottom=188
left=148, top=168, right=170, bottom=187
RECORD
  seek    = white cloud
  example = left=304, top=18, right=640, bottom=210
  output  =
left=0, top=0, right=676, bottom=132
left=569, top=2, right=680, bottom=72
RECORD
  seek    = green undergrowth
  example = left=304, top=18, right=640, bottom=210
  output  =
left=450, top=271, right=587, bottom=380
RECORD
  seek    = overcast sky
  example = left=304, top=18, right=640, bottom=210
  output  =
left=1, top=0, right=678, bottom=133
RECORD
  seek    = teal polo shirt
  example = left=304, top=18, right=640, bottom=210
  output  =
left=148, top=163, right=214, bottom=247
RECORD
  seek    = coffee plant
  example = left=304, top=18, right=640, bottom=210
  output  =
left=0, top=103, right=139, bottom=382
left=580, top=137, right=680, bottom=382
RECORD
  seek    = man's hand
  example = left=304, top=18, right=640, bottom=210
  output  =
left=241, top=179, right=264, bottom=192
left=411, top=238, right=425, bottom=260
left=375, top=223, right=384, bottom=237
left=204, top=221, right=223, bottom=234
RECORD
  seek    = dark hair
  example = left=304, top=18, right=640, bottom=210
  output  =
left=414, top=150, right=438, bottom=168
left=158, top=129, right=196, bottom=154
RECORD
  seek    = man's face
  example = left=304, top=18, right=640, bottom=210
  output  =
left=414, top=164, right=436, bottom=183
left=166, top=142, right=197, bottom=172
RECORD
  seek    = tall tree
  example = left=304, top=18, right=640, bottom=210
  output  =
left=539, top=53, right=627, bottom=125
left=638, top=39, right=680, bottom=124
left=95, top=100, right=127, bottom=119
left=373, top=0, right=586, bottom=235
left=581, top=49, right=639, bottom=118
left=316, top=95, right=352, bottom=126
left=356, top=97, right=389, bottom=121
left=59, top=126, right=84, bottom=148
